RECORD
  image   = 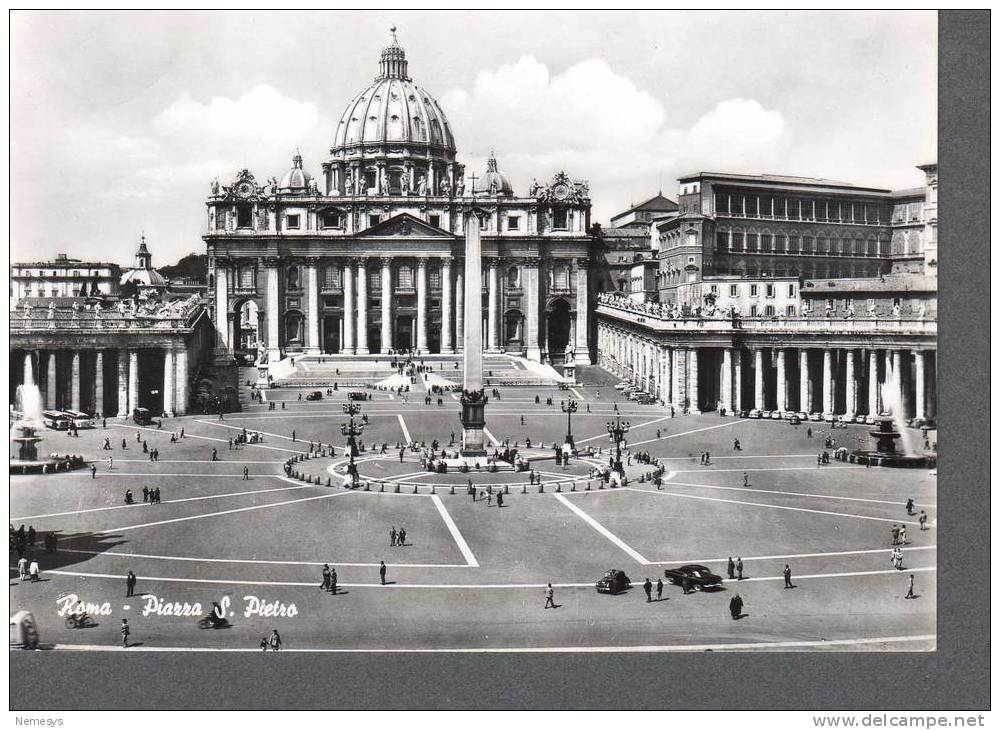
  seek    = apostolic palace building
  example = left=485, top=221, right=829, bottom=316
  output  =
left=204, top=30, right=594, bottom=369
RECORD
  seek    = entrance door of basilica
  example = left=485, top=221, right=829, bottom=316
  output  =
left=394, top=315, right=414, bottom=350
left=322, top=316, right=341, bottom=354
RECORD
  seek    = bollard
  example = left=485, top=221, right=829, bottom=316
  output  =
left=413, top=484, right=418, bottom=494
left=380, top=482, right=385, bottom=492
left=364, top=481, right=370, bottom=491
left=598, top=482, right=604, bottom=489
left=586, top=481, right=591, bottom=491
left=327, top=477, right=331, bottom=487
left=431, top=485, right=436, bottom=494
left=556, top=483, right=561, bottom=492
left=504, top=485, right=509, bottom=495
left=394, top=483, right=400, bottom=493
left=522, top=484, right=527, bottom=494
left=539, top=484, right=544, bottom=493
left=450, top=485, right=455, bottom=495
left=571, top=483, right=576, bottom=491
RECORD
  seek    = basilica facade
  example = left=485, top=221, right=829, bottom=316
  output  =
left=204, top=31, right=595, bottom=367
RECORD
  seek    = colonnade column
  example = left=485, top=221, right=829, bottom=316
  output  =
left=441, top=259, right=453, bottom=353
left=355, top=259, right=369, bottom=355
left=487, top=259, right=499, bottom=352
left=342, top=262, right=355, bottom=354
left=688, top=348, right=700, bottom=413
left=845, top=349, right=857, bottom=416
left=672, top=348, right=686, bottom=412
left=734, top=349, right=743, bottom=412
left=117, top=351, right=128, bottom=417
left=305, top=260, right=320, bottom=355
left=163, top=348, right=175, bottom=417
left=215, top=259, right=230, bottom=350
left=775, top=348, right=787, bottom=413
left=70, top=351, right=81, bottom=411
left=822, top=349, right=833, bottom=414
left=46, top=351, right=57, bottom=409
left=127, top=350, right=139, bottom=415
left=380, top=258, right=393, bottom=354
left=266, top=260, right=281, bottom=362
left=913, top=350, right=926, bottom=420
left=753, top=348, right=764, bottom=410
left=868, top=349, right=879, bottom=415
left=175, top=347, right=188, bottom=416
left=455, top=268, right=465, bottom=352
left=525, top=260, right=540, bottom=361
left=720, top=348, right=733, bottom=412
left=94, top=351, right=104, bottom=417
left=800, top=349, right=810, bottom=412
left=892, top=350, right=903, bottom=412
left=416, top=257, right=428, bottom=352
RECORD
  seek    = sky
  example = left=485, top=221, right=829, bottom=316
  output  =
left=10, top=10, right=937, bottom=268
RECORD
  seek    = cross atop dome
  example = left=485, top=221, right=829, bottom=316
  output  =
left=378, top=25, right=409, bottom=80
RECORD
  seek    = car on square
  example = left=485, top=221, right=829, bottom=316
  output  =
left=305, top=391, right=323, bottom=401
left=595, top=569, right=631, bottom=594
left=663, top=564, right=723, bottom=590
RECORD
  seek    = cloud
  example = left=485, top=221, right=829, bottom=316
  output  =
left=441, top=57, right=788, bottom=221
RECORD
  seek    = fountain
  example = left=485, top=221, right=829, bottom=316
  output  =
left=10, top=357, right=82, bottom=474
left=849, top=363, right=932, bottom=468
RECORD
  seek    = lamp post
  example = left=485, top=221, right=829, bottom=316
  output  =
left=561, top=398, right=578, bottom=449
left=606, top=415, right=630, bottom=476
left=341, top=402, right=364, bottom=487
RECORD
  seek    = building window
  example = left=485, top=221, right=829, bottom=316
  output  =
left=553, top=208, right=568, bottom=230
left=765, top=304, right=775, bottom=317
left=746, top=233, right=758, bottom=252
left=553, top=264, right=570, bottom=289
left=750, top=304, right=758, bottom=317
left=286, top=214, right=301, bottom=230
left=729, top=284, right=738, bottom=297
left=750, top=284, right=759, bottom=297
left=397, top=266, right=413, bottom=289
left=429, top=267, right=441, bottom=290
left=369, top=271, right=381, bottom=292
left=369, top=214, right=381, bottom=228
left=236, top=204, right=253, bottom=228
left=732, top=232, right=744, bottom=251
left=507, top=216, right=520, bottom=231
left=716, top=231, right=729, bottom=252
left=765, top=284, right=775, bottom=298
left=321, top=212, right=343, bottom=228
left=323, top=265, right=341, bottom=290
left=429, top=214, right=441, bottom=228
left=507, top=267, right=520, bottom=287
left=761, top=234, right=772, bottom=252
left=786, top=304, right=796, bottom=317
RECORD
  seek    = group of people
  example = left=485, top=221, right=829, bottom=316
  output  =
left=389, top=526, right=408, bottom=546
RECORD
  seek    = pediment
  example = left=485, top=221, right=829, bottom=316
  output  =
left=358, top=213, right=455, bottom=238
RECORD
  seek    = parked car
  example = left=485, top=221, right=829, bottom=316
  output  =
left=809, top=412, right=824, bottom=422
left=348, top=391, right=369, bottom=401
left=748, top=409, right=762, bottom=419
left=663, top=564, right=723, bottom=590
left=771, top=411, right=784, bottom=420
left=864, top=415, right=877, bottom=425
left=614, top=382, right=629, bottom=391
left=823, top=413, right=835, bottom=422
left=634, top=393, right=657, bottom=405
left=595, top=569, right=631, bottom=595
left=132, top=408, right=153, bottom=425
left=305, top=391, right=323, bottom=401
left=761, top=410, right=772, bottom=419
left=789, top=414, right=802, bottom=425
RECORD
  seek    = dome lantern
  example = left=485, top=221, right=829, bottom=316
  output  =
left=378, top=25, right=409, bottom=81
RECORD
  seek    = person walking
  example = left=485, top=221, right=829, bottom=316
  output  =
left=212, top=448, right=218, bottom=461
left=390, top=527, right=397, bottom=547
left=29, top=558, right=40, bottom=582
left=121, top=438, right=127, bottom=450
left=267, top=629, right=282, bottom=651
left=243, top=466, right=249, bottom=481
left=727, top=557, right=735, bottom=580
left=107, top=456, right=114, bottom=470
left=398, top=527, right=406, bottom=546
left=736, top=557, right=744, bottom=580
left=90, top=464, right=97, bottom=479
left=544, top=583, right=555, bottom=609
left=742, top=472, right=749, bottom=487
left=643, top=578, right=652, bottom=602
left=496, top=491, right=504, bottom=508
left=919, top=511, right=928, bottom=530
left=783, top=564, right=793, bottom=589
left=121, top=619, right=130, bottom=647
left=321, top=564, right=331, bottom=592
left=729, top=594, right=743, bottom=620
left=656, top=578, right=663, bottom=601
left=126, top=570, right=137, bottom=597
left=379, top=560, right=387, bottom=585
left=17, top=556, right=27, bottom=580
left=891, top=524, right=900, bottom=545
left=905, top=574, right=916, bottom=599
left=899, top=525, right=907, bottom=545
left=905, top=498, right=915, bottom=515
left=330, top=567, right=338, bottom=595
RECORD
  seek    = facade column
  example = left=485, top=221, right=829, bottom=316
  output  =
left=892, top=350, right=904, bottom=415
left=117, top=350, right=128, bottom=417
left=441, top=258, right=453, bottom=353
left=672, top=348, right=686, bottom=411
left=71, top=351, right=81, bottom=411
left=753, top=348, right=764, bottom=409
left=487, top=259, right=500, bottom=352
left=913, top=350, right=926, bottom=420
left=46, top=351, right=57, bottom=409
left=94, top=350, right=104, bottom=417
left=800, top=349, right=810, bottom=412
left=215, top=259, right=230, bottom=350
left=266, top=260, right=281, bottom=362
left=175, top=347, right=188, bottom=416
left=574, top=258, right=590, bottom=364
left=822, top=349, right=833, bottom=414
left=776, top=348, right=787, bottom=413
left=127, top=350, right=139, bottom=415
left=305, top=260, right=320, bottom=354
left=416, top=257, right=428, bottom=352
left=868, top=349, right=879, bottom=415
left=845, top=349, right=857, bottom=416
left=733, top=348, right=743, bottom=412
left=455, top=268, right=465, bottom=352
left=688, top=348, right=700, bottom=413
left=342, top=262, right=355, bottom=354
left=525, top=260, right=540, bottom=361
left=162, top=347, right=175, bottom=417
left=380, top=258, right=393, bottom=353
left=356, top=259, right=369, bottom=355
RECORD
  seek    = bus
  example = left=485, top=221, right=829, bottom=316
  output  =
left=61, top=410, right=95, bottom=429
left=41, top=410, right=70, bottom=430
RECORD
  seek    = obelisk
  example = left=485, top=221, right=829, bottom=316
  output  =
left=460, top=209, right=488, bottom=456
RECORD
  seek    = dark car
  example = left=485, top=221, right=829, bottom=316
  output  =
left=348, top=391, right=369, bottom=401
left=132, top=407, right=153, bottom=426
left=595, top=569, right=631, bottom=595
left=305, top=391, right=323, bottom=401
left=663, top=564, right=723, bottom=590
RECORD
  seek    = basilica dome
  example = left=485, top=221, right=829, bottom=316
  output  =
left=278, top=152, right=314, bottom=192
left=476, top=153, right=514, bottom=196
left=332, top=29, right=456, bottom=154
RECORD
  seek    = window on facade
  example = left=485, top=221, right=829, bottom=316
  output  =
left=480, top=215, right=489, bottom=231
left=236, top=204, right=253, bottom=228
left=321, top=212, right=342, bottom=228
left=765, top=304, right=775, bottom=317
left=716, top=231, right=729, bottom=252
left=732, top=232, right=744, bottom=251
left=286, top=214, right=301, bottom=229
left=553, top=208, right=568, bottom=229
left=761, top=234, right=772, bottom=252
left=746, top=233, right=758, bottom=252
left=786, top=304, right=796, bottom=317
left=750, top=304, right=758, bottom=317
left=397, top=266, right=413, bottom=289
left=429, top=267, right=441, bottom=290
left=369, top=271, right=381, bottom=292
left=750, top=284, right=759, bottom=297
left=765, top=284, right=775, bottom=298
left=715, top=193, right=730, bottom=215
left=507, top=216, right=520, bottom=231
left=323, top=265, right=341, bottom=290
left=745, top=196, right=759, bottom=217
left=429, top=214, right=441, bottom=228
left=239, top=266, right=254, bottom=289
left=729, top=284, right=738, bottom=297
left=867, top=239, right=877, bottom=256
left=369, top=214, right=381, bottom=227
left=554, top=264, right=570, bottom=289
left=710, top=284, right=718, bottom=294
left=507, top=267, right=520, bottom=287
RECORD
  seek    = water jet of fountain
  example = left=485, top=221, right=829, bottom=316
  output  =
left=879, top=362, right=915, bottom=456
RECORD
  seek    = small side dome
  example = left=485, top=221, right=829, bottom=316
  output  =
left=476, top=152, right=514, bottom=196
left=278, top=152, right=314, bottom=193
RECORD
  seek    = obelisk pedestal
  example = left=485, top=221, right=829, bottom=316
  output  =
left=460, top=209, right=488, bottom=457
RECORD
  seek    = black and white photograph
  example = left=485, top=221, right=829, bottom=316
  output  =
left=6, top=8, right=990, bottom=717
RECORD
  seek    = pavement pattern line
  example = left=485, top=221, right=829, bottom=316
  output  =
left=194, top=420, right=303, bottom=444
left=671, top=465, right=863, bottom=474
left=575, top=415, right=675, bottom=445
left=106, top=459, right=286, bottom=465
left=51, top=548, right=472, bottom=569
left=12, top=483, right=318, bottom=521
left=644, top=544, right=937, bottom=565
left=659, top=479, right=936, bottom=509
left=553, top=492, right=650, bottom=565
left=483, top=428, right=501, bottom=447
left=92, top=490, right=354, bottom=534
left=629, top=488, right=930, bottom=527
left=45, top=635, right=937, bottom=653
left=397, top=414, right=412, bottom=444
left=569, top=387, right=585, bottom=401
left=108, top=423, right=306, bottom=455
left=14, top=565, right=936, bottom=589
left=625, top=419, right=751, bottom=448
left=431, top=494, right=480, bottom=567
